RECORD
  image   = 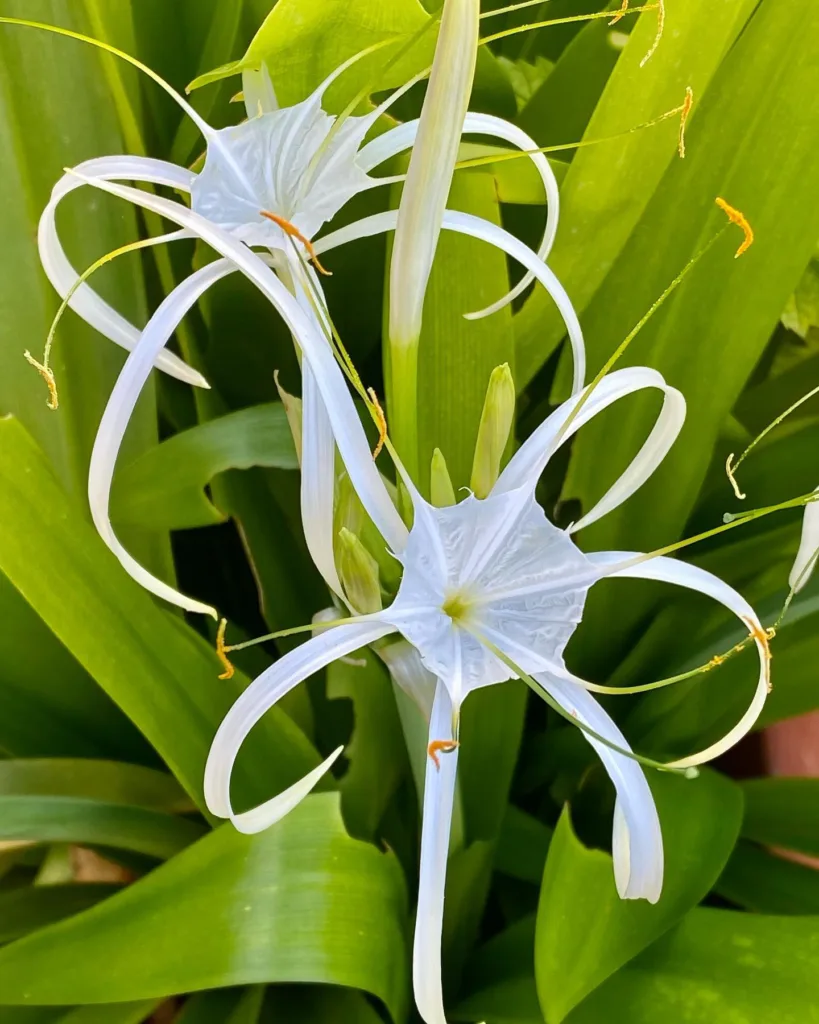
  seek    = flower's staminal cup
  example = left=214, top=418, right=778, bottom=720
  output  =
left=204, top=365, right=771, bottom=1024
left=31, top=23, right=581, bottom=614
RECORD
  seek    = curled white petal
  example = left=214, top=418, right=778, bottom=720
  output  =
left=536, top=671, right=663, bottom=902
left=90, top=259, right=238, bottom=616
left=316, top=208, right=585, bottom=394
left=789, top=493, right=819, bottom=592
left=70, top=169, right=408, bottom=556
left=414, top=680, right=460, bottom=1024
left=494, top=367, right=684, bottom=510
left=205, top=619, right=394, bottom=832
left=590, top=552, right=770, bottom=767
left=39, top=157, right=205, bottom=387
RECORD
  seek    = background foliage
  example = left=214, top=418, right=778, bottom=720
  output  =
left=0, top=0, right=818, bottom=1021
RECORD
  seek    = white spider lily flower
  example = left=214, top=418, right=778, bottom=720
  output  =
left=789, top=491, right=819, bottom=592
left=204, top=365, right=771, bottom=1024
left=40, top=50, right=579, bottom=610
left=390, top=0, right=480, bottom=350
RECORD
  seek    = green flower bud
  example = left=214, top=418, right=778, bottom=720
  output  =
left=430, top=448, right=457, bottom=507
left=337, top=527, right=383, bottom=614
left=470, top=363, right=515, bottom=499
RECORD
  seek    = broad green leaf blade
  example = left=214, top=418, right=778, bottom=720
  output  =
left=327, top=646, right=408, bottom=840
left=225, top=986, right=264, bottom=1024
left=741, top=778, right=819, bottom=859
left=568, top=908, right=819, bottom=1024
left=175, top=990, right=244, bottom=1024
left=454, top=977, right=542, bottom=1024
left=716, top=841, right=819, bottom=916
left=535, top=770, right=742, bottom=1024
left=112, top=404, right=298, bottom=532
left=495, top=806, right=553, bottom=885
left=0, top=760, right=192, bottom=812
left=0, top=795, right=409, bottom=1023
left=514, top=0, right=757, bottom=387
left=189, top=0, right=436, bottom=108
left=0, top=797, right=203, bottom=860
left=263, top=985, right=389, bottom=1023
left=0, top=572, right=150, bottom=761
left=60, top=1004, right=161, bottom=1024
left=0, top=416, right=318, bottom=811
left=0, top=885, right=121, bottom=945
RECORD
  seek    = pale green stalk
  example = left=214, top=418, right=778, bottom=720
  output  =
left=388, top=0, right=480, bottom=482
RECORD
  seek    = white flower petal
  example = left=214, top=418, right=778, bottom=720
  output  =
left=90, top=259, right=238, bottom=616
left=414, top=679, right=460, bottom=1024
left=71, top=169, right=409, bottom=555
left=789, top=492, right=819, bottom=592
left=301, top=361, right=345, bottom=598
left=205, top=619, right=394, bottom=833
left=389, top=0, right=480, bottom=347
left=494, top=367, right=684, bottom=512
left=39, top=157, right=205, bottom=387
left=535, top=671, right=664, bottom=902
left=590, top=552, right=770, bottom=767
left=315, top=208, right=585, bottom=394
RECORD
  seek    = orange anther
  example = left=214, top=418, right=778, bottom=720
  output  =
left=678, top=86, right=693, bottom=159
left=368, top=387, right=387, bottom=460
left=216, top=618, right=235, bottom=680
left=716, top=197, right=754, bottom=258
left=427, top=739, right=459, bottom=770
left=24, top=351, right=58, bottom=410
left=260, top=210, right=332, bottom=276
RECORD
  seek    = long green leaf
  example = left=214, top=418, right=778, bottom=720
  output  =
left=716, top=841, right=819, bottom=916
left=535, top=769, right=742, bottom=1023
left=569, top=908, right=819, bottom=1023
left=0, top=795, right=409, bottom=1023
left=0, top=415, right=318, bottom=811
left=0, top=885, right=120, bottom=945
left=741, top=778, right=819, bottom=859
left=112, top=404, right=298, bottom=532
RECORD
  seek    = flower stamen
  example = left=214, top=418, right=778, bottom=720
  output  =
left=367, top=387, right=388, bottom=460
left=609, top=0, right=629, bottom=26
left=725, top=453, right=747, bottom=500
left=427, top=739, right=460, bottom=770
left=640, top=0, right=665, bottom=67
left=678, top=86, right=693, bottom=159
left=23, top=351, right=58, bottom=410
left=716, top=197, right=754, bottom=258
left=260, top=211, right=332, bottom=276
left=216, top=618, right=235, bottom=680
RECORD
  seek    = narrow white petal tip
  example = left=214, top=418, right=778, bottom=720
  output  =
left=228, top=746, right=344, bottom=835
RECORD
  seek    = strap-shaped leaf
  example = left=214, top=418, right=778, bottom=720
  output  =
left=0, top=795, right=409, bottom=1023
left=112, top=404, right=298, bottom=532
left=0, top=416, right=318, bottom=813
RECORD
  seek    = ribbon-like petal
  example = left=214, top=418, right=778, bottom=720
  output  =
left=205, top=618, right=394, bottom=833
left=790, top=492, right=819, bottom=592
left=414, top=679, right=460, bottom=1024
left=89, top=259, right=237, bottom=616
left=535, top=671, right=663, bottom=902
left=589, top=552, right=770, bottom=767
left=70, top=169, right=409, bottom=556
left=316, top=208, right=586, bottom=394
left=494, top=367, right=685, bottom=518
left=39, top=157, right=205, bottom=387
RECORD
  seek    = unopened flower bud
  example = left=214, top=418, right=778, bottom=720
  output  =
left=430, top=448, right=456, bottom=507
left=470, top=363, right=515, bottom=498
left=337, top=527, right=383, bottom=614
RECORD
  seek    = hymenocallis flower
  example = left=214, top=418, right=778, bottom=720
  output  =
left=205, top=366, right=771, bottom=1024
left=31, top=25, right=582, bottom=616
